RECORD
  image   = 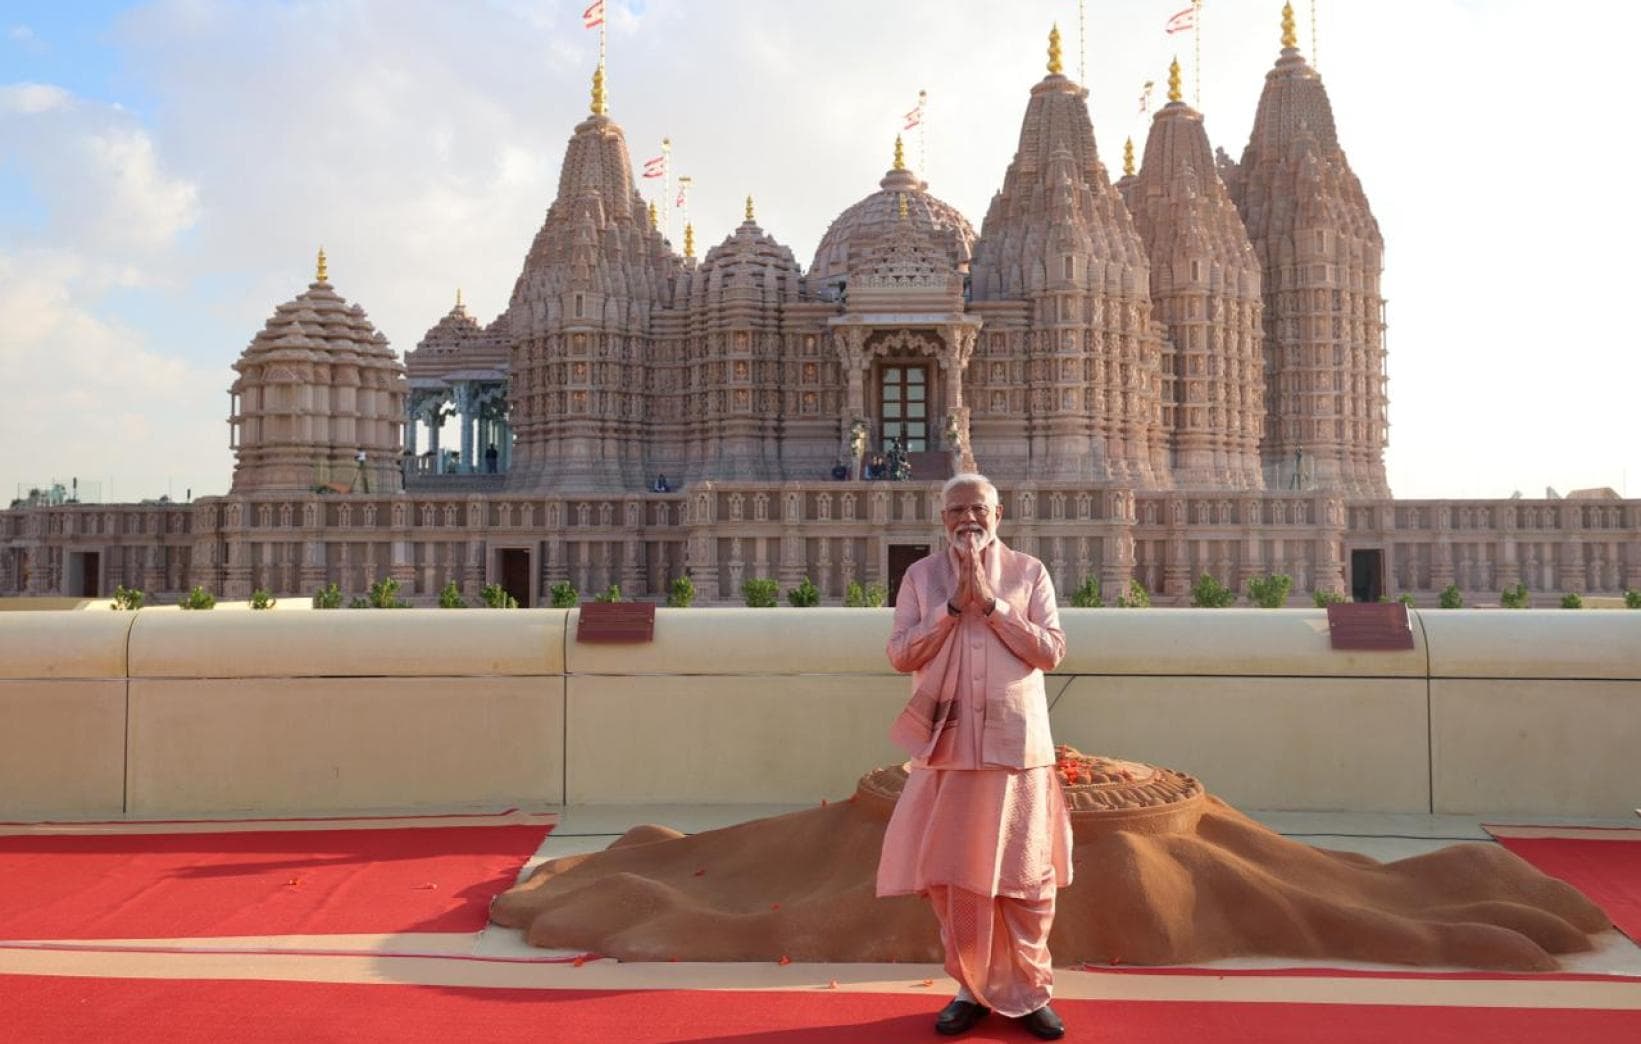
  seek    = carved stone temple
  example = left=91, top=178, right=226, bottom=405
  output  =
left=4, top=9, right=1637, bottom=607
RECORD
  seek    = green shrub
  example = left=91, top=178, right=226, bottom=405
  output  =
left=1625, top=588, right=1641, bottom=609
left=1068, top=577, right=1103, bottom=608
left=787, top=576, right=821, bottom=607
left=1560, top=592, right=1584, bottom=610
left=348, top=596, right=372, bottom=609
left=1190, top=573, right=1236, bottom=608
left=311, top=582, right=343, bottom=609
left=367, top=577, right=408, bottom=609
left=668, top=575, right=696, bottom=608
left=548, top=581, right=578, bottom=609
left=845, top=580, right=888, bottom=607
left=593, top=583, right=623, bottom=604
left=250, top=589, right=277, bottom=610
left=1312, top=589, right=1346, bottom=607
left=438, top=580, right=466, bottom=608
left=481, top=583, right=518, bottom=609
left=1398, top=592, right=1416, bottom=607
left=742, top=578, right=778, bottom=608
left=110, top=585, right=145, bottom=611
left=1439, top=584, right=1464, bottom=609
left=178, top=586, right=216, bottom=610
left=1115, top=579, right=1150, bottom=608
left=1246, top=573, right=1292, bottom=609
left=1499, top=583, right=1531, bottom=609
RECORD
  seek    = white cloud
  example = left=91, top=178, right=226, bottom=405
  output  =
left=0, top=83, right=71, bottom=115
left=0, top=250, right=227, bottom=501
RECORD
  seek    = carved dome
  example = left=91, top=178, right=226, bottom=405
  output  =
left=808, top=162, right=975, bottom=289
left=229, top=255, right=406, bottom=494
left=692, top=209, right=803, bottom=307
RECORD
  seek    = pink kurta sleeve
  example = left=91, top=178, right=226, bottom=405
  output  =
left=887, top=567, right=960, bottom=673
left=983, top=563, right=1065, bottom=673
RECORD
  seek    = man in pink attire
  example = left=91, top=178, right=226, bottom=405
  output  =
left=878, top=473, right=1071, bottom=1040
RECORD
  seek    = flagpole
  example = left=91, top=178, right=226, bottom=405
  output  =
left=1078, top=0, right=1086, bottom=85
left=1311, top=0, right=1319, bottom=68
left=917, top=89, right=927, bottom=175
left=1193, top=0, right=1202, bottom=107
left=661, top=137, right=672, bottom=244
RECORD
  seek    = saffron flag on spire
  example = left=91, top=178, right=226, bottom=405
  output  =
left=903, top=96, right=924, bottom=131
left=1138, top=80, right=1155, bottom=113
left=583, top=0, right=605, bottom=30
left=642, top=154, right=667, bottom=179
left=1165, top=6, right=1195, bottom=34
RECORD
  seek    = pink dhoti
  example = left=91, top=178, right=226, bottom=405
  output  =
left=877, top=765, right=1072, bottom=1017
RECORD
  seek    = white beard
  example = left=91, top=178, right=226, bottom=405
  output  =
left=946, top=526, right=994, bottom=553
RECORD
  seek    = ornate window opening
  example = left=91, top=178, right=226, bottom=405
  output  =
left=878, top=364, right=928, bottom=452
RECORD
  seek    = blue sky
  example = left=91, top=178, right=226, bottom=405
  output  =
left=2, top=1, right=1639, bottom=503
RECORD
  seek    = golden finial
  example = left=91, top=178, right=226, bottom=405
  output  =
left=684, top=222, right=695, bottom=259
left=590, top=63, right=607, bottom=116
left=1047, top=23, right=1063, bottom=75
left=898, top=192, right=909, bottom=220
left=1123, top=137, right=1135, bottom=177
left=315, top=246, right=328, bottom=283
left=745, top=195, right=755, bottom=222
left=893, top=135, right=906, bottom=172
left=1168, top=57, right=1182, bottom=103
left=456, top=287, right=463, bottom=308
left=648, top=200, right=659, bottom=230
left=1281, top=2, right=1298, bottom=49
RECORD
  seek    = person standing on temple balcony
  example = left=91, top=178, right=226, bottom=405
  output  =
left=878, top=473, right=1071, bottom=1040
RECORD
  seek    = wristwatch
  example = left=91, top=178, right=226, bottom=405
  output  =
left=946, top=600, right=962, bottom=616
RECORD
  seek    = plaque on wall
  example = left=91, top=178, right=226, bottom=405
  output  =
left=576, top=602, right=656, bottom=643
left=1326, top=602, right=1414, bottom=651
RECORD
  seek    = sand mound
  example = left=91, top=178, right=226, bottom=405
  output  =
left=491, top=751, right=1608, bottom=970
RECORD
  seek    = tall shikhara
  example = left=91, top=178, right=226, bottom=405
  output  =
left=1124, top=62, right=1265, bottom=490
left=968, top=29, right=1165, bottom=485
left=1225, top=4, right=1388, bottom=495
left=504, top=71, right=679, bottom=491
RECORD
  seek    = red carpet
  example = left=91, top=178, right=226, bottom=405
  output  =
left=0, top=975, right=1636, bottom=1043
left=0, top=824, right=550, bottom=939
left=1490, top=833, right=1641, bottom=943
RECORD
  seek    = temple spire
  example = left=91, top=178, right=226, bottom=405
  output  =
left=745, top=194, right=755, bottom=222
left=1168, top=57, right=1183, bottom=103
left=683, top=222, right=695, bottom=259
left=893, top=134, right=906, bottom=171
left=590, top=63, right=607, bottom=116
left=315, top=247, right=328, bottom=283
left=1123, top=137, right=1135, bottom=177
left=1047, top=23, right=1063, bottom=75
left=1281, top=2, right=1298, bottom=50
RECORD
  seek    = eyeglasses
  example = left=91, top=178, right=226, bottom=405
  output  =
left=942, top=504, right=993, bottom=518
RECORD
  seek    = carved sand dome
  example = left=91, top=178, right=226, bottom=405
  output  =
left=229, top=250, right=407, bottom=495
left=808, top=139, right=975, bottom=290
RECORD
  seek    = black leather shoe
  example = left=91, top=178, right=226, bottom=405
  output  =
left=1019, top=1004, right=1065, bottom=1040
left=934, top=998, right=989, bottom=1036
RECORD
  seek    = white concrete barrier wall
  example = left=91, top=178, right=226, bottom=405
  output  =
left=0, top=612, right=131, bottom=817
left=0, top=608, right=1636, bottom=817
